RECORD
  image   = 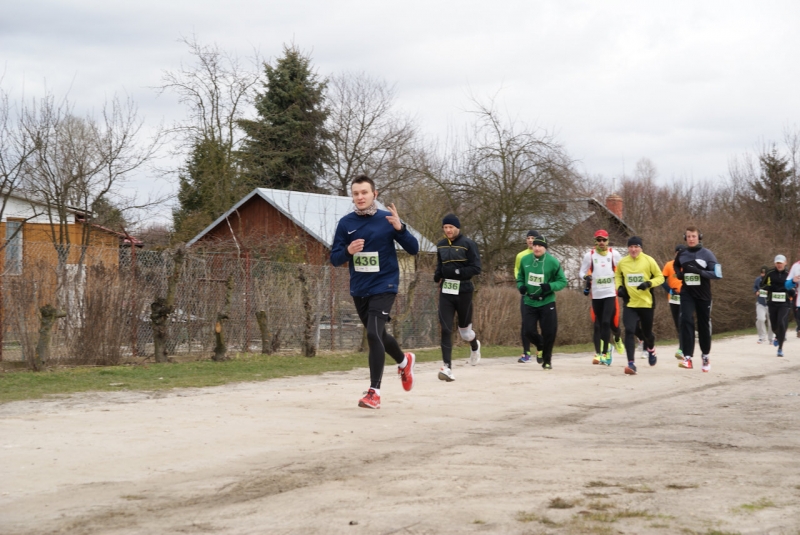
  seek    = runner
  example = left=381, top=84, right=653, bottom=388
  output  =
left=786, top=254, right=800, bottom=338
left=753, top=266, right=774, bottom=345
left=514, top=230, right=540, bottom=363
left=762, top=255, right=793, bottom=357
left=614, top=236, right=664, bottom=375
left=516, top=235, right=568, bottom=369
left=330, top=175, right=420, bottom=409
left=674, top=226, right=722, bottom=372
left=434, top=214, right=482, bottom=381
left=578, top=229, right=624, bottom=366
left=662, top=244, right=686, bottom=359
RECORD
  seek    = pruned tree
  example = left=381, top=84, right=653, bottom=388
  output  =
left=160, top=35, right=261, bottom=242
left=322, top=72, right=417, bottom=196
left=238, top=44, right=330, bottom=192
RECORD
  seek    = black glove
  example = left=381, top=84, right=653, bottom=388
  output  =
left=539, top=283, right=552, bottom=295
left=518, top=285, right=527, bottom=295
left=637, top=281, right=651, bottom=290
left=682, top=262, right=701, bottom=274
left=583, top=275, right=592, bottom=282
left=788, top=288, right=797, bottom=299
left=434, top=273, right=442, bottom=283
left=675, top=271, right=684, bottom=280
left=617, top=286, right=629, bottom=301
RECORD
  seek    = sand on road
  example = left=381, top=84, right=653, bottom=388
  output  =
left=2, top=335, right=800, bottom=534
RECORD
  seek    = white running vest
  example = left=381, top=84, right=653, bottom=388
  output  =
left=588, top=248, right=619, bottom=300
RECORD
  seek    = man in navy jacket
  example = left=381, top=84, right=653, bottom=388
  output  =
left=330, top=175, right=419, bottom=409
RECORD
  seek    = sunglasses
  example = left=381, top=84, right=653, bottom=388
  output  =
left=594, top=238, right=608, bottom=242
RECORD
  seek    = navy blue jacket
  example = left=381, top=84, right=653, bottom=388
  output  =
left=330, top=209, right=419, bottom=297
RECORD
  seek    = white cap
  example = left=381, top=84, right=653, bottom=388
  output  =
left=775, top=254, right=787, bottom=263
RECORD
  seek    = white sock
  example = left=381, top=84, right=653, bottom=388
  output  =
left=398, top=357, right=408, bottom=369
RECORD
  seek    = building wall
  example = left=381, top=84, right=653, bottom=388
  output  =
left=1, top=196, right=81, bottom=224
left=1, top=222, right=120, bottom=276
left=194, top=197, right=329, bottom=264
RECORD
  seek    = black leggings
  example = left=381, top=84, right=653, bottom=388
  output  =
left=669, top=303, right=682, bottom=350
left=680, top=293, right=712, bottom=358
left=623, top=306, right=654, bottom=362
left=354, top=294, right=405, bottom=389
left=769, top=304, right=791, bottom=350
left=520, top=296, right=530, bottom=354
left=439, top=291, right=478, bottom=366
left=522, top=303, right=558, bottom=365
left=592, top=297, right=619, bottom=354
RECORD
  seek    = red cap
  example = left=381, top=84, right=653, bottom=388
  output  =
left=594, top=229, right=609, bottom=238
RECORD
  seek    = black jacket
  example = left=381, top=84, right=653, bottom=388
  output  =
left=434, top=233, right=482, bottom=293
left=761, top=267, right=794, bottom=306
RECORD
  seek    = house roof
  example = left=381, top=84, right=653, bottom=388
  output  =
left=187, top=188, right=437, bottom=253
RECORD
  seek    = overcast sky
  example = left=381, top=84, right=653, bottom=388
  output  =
left=2, top=0, right=798, bottom=225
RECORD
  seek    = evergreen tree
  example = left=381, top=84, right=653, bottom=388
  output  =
left=238, top=45, right=330, bottom=191
left=172, top=137, right=252, bottom=243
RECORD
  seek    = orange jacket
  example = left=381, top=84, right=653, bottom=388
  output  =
left=662, top=260, right=683, bottom=293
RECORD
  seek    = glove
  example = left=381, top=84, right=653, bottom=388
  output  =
left=675, top=271, right=684, bottom=280
left=583, top=275, right=592, bottom=282
left=518, top=285, right=527, bottom=295
left=583, top=287, right=591, bottom=296
left=682, top=262, right=701, bottom=274
left=788, top=288, right=797, bottom=299
left=434, top=273, right=442, bottom=283
left=617, top=286, right=629, bottom=300
left=637, top=281, right=651, bottom=290
left=539, top=283, right=552, bottom=295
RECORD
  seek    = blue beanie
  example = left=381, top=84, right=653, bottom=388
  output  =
left=442, top=214, right=461, bottom=228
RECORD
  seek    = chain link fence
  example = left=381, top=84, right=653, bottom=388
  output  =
left=0, top=242, right=444, bottom=365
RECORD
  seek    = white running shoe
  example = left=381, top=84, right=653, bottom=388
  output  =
left=469, top=340, right=481, bottom=366
left=438, top=366, right=455, bottom=382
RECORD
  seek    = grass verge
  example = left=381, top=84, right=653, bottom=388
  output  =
left=0, top=327, right=760, bottom=404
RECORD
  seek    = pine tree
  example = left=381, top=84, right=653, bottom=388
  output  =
left=172, top=137, right=252, bottom=243
left=752, top=148, right=797, bottom=222
left=238, top=45, right=330, bottom=191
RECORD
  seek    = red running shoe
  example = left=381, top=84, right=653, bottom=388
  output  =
left=679, top=357, right=693, bottom=369
left=358, top=389, right=380, bottom=409
left=398, top=352, right=416, bottom=391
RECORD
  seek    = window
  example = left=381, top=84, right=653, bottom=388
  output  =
left=5, top=220, right=22, bottom=275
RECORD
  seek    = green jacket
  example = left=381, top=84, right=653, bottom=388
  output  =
left=516, top=252, right=568, bottom=307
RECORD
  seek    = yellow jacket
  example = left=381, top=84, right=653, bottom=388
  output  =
left=615, top=253, right=665, bottom=308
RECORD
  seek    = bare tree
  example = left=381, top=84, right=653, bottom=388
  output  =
left=429, top=99, right=577, bottom=275
left=322, top=72, right=417, bottom=196
left=159, top=35, right=261, bottom=241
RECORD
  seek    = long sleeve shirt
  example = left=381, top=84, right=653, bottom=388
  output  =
left=614, top=253, right=665, bottom=308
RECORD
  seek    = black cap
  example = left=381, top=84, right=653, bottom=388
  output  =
left=532, top=235, right=548, bottom=248
left=627, top=236, right=643, bottom=247
left=442, top=214, right=461, bottom=228
left=526, top=229, right=540, bottom=238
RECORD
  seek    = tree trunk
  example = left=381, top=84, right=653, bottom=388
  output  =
left=255, top=310, right=273, bottom=355
left=150, top=247, right=185, bottom=363
left=33, top=304, right=66, bottom=371
left=212, top=275, right=234, bottom=361
left=297, top=265, right=316, bottom=357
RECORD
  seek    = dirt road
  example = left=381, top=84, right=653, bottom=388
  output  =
left=2, top=335, right=799, bottom=534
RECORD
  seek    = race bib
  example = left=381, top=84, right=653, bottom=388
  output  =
left=669, top=293, right=681, bottom=305
left=527, top=272, right=544, bottom=286
left=685, top=273, right=701, bottom=286
left=626, top=273, right=645, bottom=287
left=595, top=276, right=614, bottom=289
left=353, top=251, right=379, bottom=272
left=759, top=289, right=768, bottom=299
left=772, top=292, right=786, bottom=303
left=442, top=279, right=460, bottom=295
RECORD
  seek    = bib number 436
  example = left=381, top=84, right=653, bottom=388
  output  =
left=353, top=252, right=379, bottom=272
